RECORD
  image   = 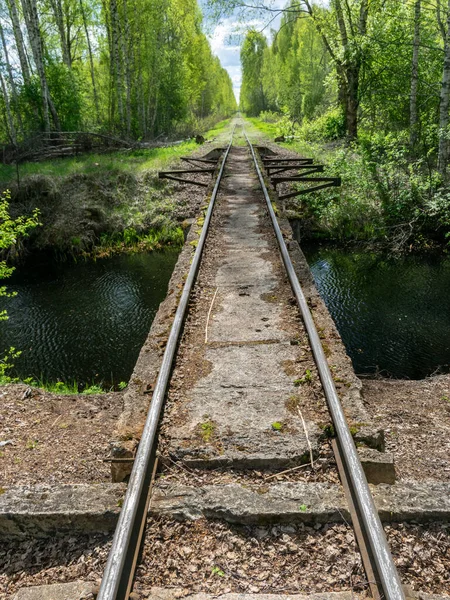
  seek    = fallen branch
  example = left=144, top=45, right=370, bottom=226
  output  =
left=298, top=406, right=314, bottom=469
left=205, top=287, right=219, bottom=344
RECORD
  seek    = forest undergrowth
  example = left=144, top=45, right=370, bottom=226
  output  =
left=250, top=115, right=450, bottom=252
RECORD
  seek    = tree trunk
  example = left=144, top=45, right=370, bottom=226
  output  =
left=438, top=0, right=450, bottom=176
left=410, top=0, right=421, bottom=149
left=109, top=0, right=124, bottom=129
left=0, top=21, right=24, bottom=135
left=7, top=0, right=31, bottom=84
left=122, top=0, right=132, bottom=136
left=21, top=0, right=60, bottom=131
left=0, top=72, right=17, bottom=144
left=79, top=0, right=100, bottom=121
left=49, top=0, right=71, bottom=68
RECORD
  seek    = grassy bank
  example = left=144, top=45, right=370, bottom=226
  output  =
left=2, top=118, right=232, bottom=260
left=248, top=116, right=450, bottom=251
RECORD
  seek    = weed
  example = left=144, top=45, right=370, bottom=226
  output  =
left=322, top=342, right=331, bottom=358
left=271, top=421, right=284, bottom=431
left=26, top=439, right=38, bottom=450
left=83, top=384, right=104, bottom=395
left=320, top=423, right=336, bottom=438
left=0, top=487, right=5, bottom=495
left=442, top=395, right=449, bottom=402
left=199, top=419, right=216, bottom=442
left=211, top=566, right=225, bottom=577
left=285, top=395, right=300, bottom=414
left=118, top=381, right=128, bottom=390
left=294, top=369, right=312, bottom=385
left=299, top=504, right=308, bottom=512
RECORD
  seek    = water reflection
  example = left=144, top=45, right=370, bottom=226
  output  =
left=302, top=244, right=450, bottom=379
left=0, top=251, right=178, bottom=386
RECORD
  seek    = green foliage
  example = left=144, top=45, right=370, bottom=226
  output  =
left=0, top=0, right=236, bottom=143
left=294, top=369, right=312, bottom=385
left=271, top=421, right=283, bottom=431
left=199, top=419, right=216, bottom=442
left=0, top=191, right=39, bottom=382
left=240, top=30, right=268, bottom=116
left=211, top=566, right=225, bottom=577
left=0, top=347, right=21, bottom=385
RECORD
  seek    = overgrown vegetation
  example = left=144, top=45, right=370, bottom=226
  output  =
left=204, top=0, right=450, bottom=249
left=0, top=190, right=39, bottom=384
left=0, top=0, right=237, bottom=143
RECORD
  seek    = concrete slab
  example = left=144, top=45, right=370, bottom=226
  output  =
left=168, top=343, right=321, bottom=468
left=13, top=581, right=96, bottom=600
left=215, top=252, right=278, bottom=288
left=208, top=287, right=290, bottom=343
left=2, top=481, right=449, bottom=540
left=358, top=447, right=396, bottom=485
left=150, top=481, right=450, bottom=524
left=0, top=483, right=125, bottom=538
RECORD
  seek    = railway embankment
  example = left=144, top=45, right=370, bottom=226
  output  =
left=1, top=121, right=449, bottom=600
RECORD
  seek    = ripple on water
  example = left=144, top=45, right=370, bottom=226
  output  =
left=302, top=244, right=450, bottom=379
left=0, top=251, right=179, bottom=385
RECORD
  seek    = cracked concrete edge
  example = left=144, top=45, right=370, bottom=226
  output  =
left=262, top=158, right=383, bottom=451
left=12, top=584, right=450, bottom=600
left=2, top=481, right=449, bottom=539
left=10, top=583, right=359, bottom=600
left=109, top=171, right=218, bottom=482
left=149, top=481, right=450, bottom=525
left=0, top=483, right=125, bottom=538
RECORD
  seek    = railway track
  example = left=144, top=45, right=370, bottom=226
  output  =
left=97, top=122, right=406, bottom=600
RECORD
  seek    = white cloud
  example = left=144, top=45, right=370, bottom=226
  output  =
left=206, top=13, right=283, bottom=103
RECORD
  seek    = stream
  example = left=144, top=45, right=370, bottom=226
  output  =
left=302, top=242, right=450, bottom=379
left=0, top=251, right=178, bottom=388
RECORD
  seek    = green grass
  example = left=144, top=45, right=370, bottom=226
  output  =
left=20, top=379, right=107, bottom=394
left=0, top=117, right=236, bottom=186
left=0, top=141, right=200, bottom=185
left=204, top=117, right=232, bottom=140
left=246, top=117, right=279, bottom=139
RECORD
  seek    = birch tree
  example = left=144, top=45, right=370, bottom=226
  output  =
left=438, top=0, right=450, bottom=175
left=410, top=0, right=421, bottom=149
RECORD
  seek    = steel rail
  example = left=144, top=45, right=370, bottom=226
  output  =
left=243, top=126, right=405, bottom=600
left=97, top=125, right=236, bottom=600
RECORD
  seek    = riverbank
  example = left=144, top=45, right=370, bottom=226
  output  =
left=247, top=117, right=450, bottom=251
left=1, top=119, right=231, bottom=261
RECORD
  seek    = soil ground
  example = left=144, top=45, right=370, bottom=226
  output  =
left=0, top=384, right=122, bottom=485
left=1, top=520, right=448, bottom=598
left=362, top=374, right=450, bottom=482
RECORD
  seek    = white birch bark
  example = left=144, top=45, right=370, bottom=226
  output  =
left=49, top=0, right=71, bottom=68
left=21, top=0, right=60, bottom=131
left=0, top=71, right=17, bottom=144
left=438, top=0, right=450, bottom=175
left=410, top=0, right=421, bottom=149
left=7, top=0, right=31, bottom=84
left=79, top=0, right=100, bottom=120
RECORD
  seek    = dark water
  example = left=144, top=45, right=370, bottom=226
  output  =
left=0, top=251, right=178, bottom=386
left=302, top=243, right=450, bottom=379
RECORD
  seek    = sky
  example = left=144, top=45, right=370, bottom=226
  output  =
left=200, top=1, right=288, bottom=103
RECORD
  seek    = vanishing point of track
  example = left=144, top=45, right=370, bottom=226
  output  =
left=97, top=124, right=406, bottom=600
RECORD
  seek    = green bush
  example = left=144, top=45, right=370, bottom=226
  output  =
left=298, top=108, right=346, bottom=142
